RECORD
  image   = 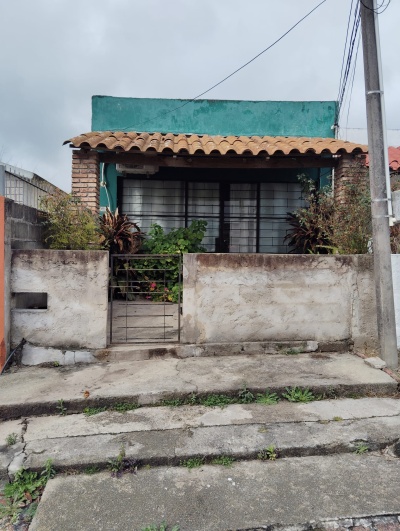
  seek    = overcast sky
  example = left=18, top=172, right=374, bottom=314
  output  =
left=0, top=0, right=399, bottom=191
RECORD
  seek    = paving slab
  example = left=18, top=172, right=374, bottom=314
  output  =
left=30, top=455, right=400, bottom=531
left=23, top=411, right=400, bottom=471
left=0, top=353, right=396, bottom=419
left=22, top=397, right=400, bottom=441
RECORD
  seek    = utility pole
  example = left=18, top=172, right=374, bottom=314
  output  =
left=360, top=0, right=398, bottom=368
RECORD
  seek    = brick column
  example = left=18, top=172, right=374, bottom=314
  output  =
left=71, top=150, right=100, bottom=215
left=334, top=153, right=367, bottom=204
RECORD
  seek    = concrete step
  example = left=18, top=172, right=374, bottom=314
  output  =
left=0, top=353, right=397, bottom=419
left=2, top=398, right=400, bottom=477
left=30, top=454, right=400, bottom=530
left=95, top=340, right=351, bottom=363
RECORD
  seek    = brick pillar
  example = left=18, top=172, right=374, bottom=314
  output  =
left=334, top=153, right=367, bottom=204
left=71, top=150, right=100, bottom=215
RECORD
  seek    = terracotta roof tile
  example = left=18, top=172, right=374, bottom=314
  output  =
left=64, top=132, right=368, bottom=157
left=365, top=146, right=400, bottom=171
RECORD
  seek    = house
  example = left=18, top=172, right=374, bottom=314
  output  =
left=64, top=97, right=367, bottom=253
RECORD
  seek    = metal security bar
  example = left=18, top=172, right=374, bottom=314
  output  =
left=109, top=254, right=182, bottom=344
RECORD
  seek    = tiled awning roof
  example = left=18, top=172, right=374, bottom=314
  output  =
left=64, top=131, right=367, bottom=157
left=366, top=146, right=400, bottom=172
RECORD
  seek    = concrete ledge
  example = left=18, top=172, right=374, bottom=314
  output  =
left=0, top=353, right=397, bottom=420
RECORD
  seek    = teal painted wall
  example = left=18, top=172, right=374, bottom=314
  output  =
left=92, top=96, right=337, bottom=138
left=99, top=163, right=118, bottom=213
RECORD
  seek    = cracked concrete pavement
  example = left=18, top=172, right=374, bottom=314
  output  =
left=1, top=397, right=400, bottom=476
left=0, top=353, right=397, bottom=419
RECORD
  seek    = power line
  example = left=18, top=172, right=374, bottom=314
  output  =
left=344, top=31, right=361, bottom=132
left=360, top=0, right=391, bottom=14
left=120, top=0, right=328, bottom=133
left=337, top=0, right=355, bottom=106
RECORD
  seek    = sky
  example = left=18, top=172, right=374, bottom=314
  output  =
left=0, top=0, right=399, bottom=192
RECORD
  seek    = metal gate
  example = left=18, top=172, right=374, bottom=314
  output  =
left=109, top=254, right=182, bottom=344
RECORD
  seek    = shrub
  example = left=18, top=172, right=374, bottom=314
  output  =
left=286, top=166, right=372, bottom=255
left=40, top=192, right=100, bottom=250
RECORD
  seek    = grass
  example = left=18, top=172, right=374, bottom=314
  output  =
left=238, top=384, right=255, bottom=404
left=180, top=457, right=204, bottom=469
left=5, top=433, right=18, bottom=446
left=162, top=398, right=184, bottom=407
left=196, top=394, right=235, bottom=407
left=255, top=390, right=280, bottom=405
left=210, top=456, right=235, bottom=467
left=333, top=416, right=344, bottom=422
left=282, top=387, right=317, bottom=403
left=354, top=442, right=369, bottom=454
left=83, top=406, right=108, bottom=416
left=113, top=402, right=139, bottom=412
left=142, top=523, right=180, bottom=531
left=0, top=459, right=56, bottom=526
left=83, top=465, right=100, bottom=475
left=257, top=445, right=278, bottom=461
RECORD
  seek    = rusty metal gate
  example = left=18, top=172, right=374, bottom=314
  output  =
left=109, top=254, right=182, bottom=344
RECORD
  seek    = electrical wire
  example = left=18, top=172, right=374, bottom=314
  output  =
left=360, top=0, right=391, bottom=14
left=344, top=32, right=361, bottom=132
left=120, top=0, right=328, bottom=133
left=337, top=0, right=355, bottom=107
left=336, top=2, right=361, bottom=126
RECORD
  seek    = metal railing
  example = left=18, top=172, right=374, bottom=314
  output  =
left=0, top=163, right=62, bottom=210
left=109, top=254, right=182, bottom=344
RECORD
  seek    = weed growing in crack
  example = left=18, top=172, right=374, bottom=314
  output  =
left=180, top=457, right=204, bottom=469
left=56, top=399, right=67, bottom=415
left=5, top=433, right=18, bottom=446
left=196, top=394, right=235, bottom=407
left=211, top=456, right=235, bottom=467
left=0, top=459, right=56, bottom=525
left=113, top=402, right=139, bottom=412
left=83, top=406, right=108, bottom=416
left=257, top=445, right=278, bottom=461
left=107, top=446, right=138, bottom=477
left=282, top=387, right=317, bottom=403
left=354, top=442, right=369, bottom=455
left=256, top=390, right=280, bottom=405
left=84, top=465, right=100, bottom=475
left=333, top=416, right=344, bottom=422
left=162, top=398, right=184, bottom=407
left=238, top=384, right=255, bottom=404
left=142, top=522, right=180, bottom=531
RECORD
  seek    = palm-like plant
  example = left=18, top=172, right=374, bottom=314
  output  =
left=99, top=208, right=144, bottom=254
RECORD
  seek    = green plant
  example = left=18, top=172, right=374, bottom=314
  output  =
left=196, top=394, right=235, bottom=407
left=113, top=402, right=139, bottom=412
left=286, top=165, right=372, bottom=255
left=83, top=406, right=108, bottom=416
left=53, top=361, right=60, bottom=367
left=354, top=442, right=369, bottom=454
left=256, top=390, right=280, bottom=405
left=162, top=398, right=184, bottom=407
left=282, top=387, right=316, bottom=403
left=211, top=456, right=235, bottom=467
left=258, top=445, right=278, bottom=461
left=180, top=457, right=204, bottom=469
left=5, top=433, right=18, bottom=446
left=107, top=446, right=138, bottom=477
left=142, top=523, right=180, bottom=531
left=0, top=460, right=55, bottom=525
left=99, top=207, right=144, bottom=254
left=136, top=220, right=207, bottom=303
left=84, top=465, right=100, bottom=475
left=238, top=384, right=255, bottom=404
left=333, top=416, right=343, bottom=422
left=56, top=399, right=67, bottom=415
left=40, top=192, right=100, bottom=250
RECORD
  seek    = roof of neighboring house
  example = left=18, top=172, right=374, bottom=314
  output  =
left=365, top=146, right=400, bottom=172
left=64, top=131, right=367, bottom=157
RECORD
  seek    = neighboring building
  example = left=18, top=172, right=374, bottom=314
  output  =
left=65, top=96, right=367, bottom=253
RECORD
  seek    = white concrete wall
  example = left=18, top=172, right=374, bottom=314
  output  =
left=182, top=254, right=379, bottom=351
left=392, top=254, right=400, bottom=349
left=11, top=250, right=108, bottom=349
